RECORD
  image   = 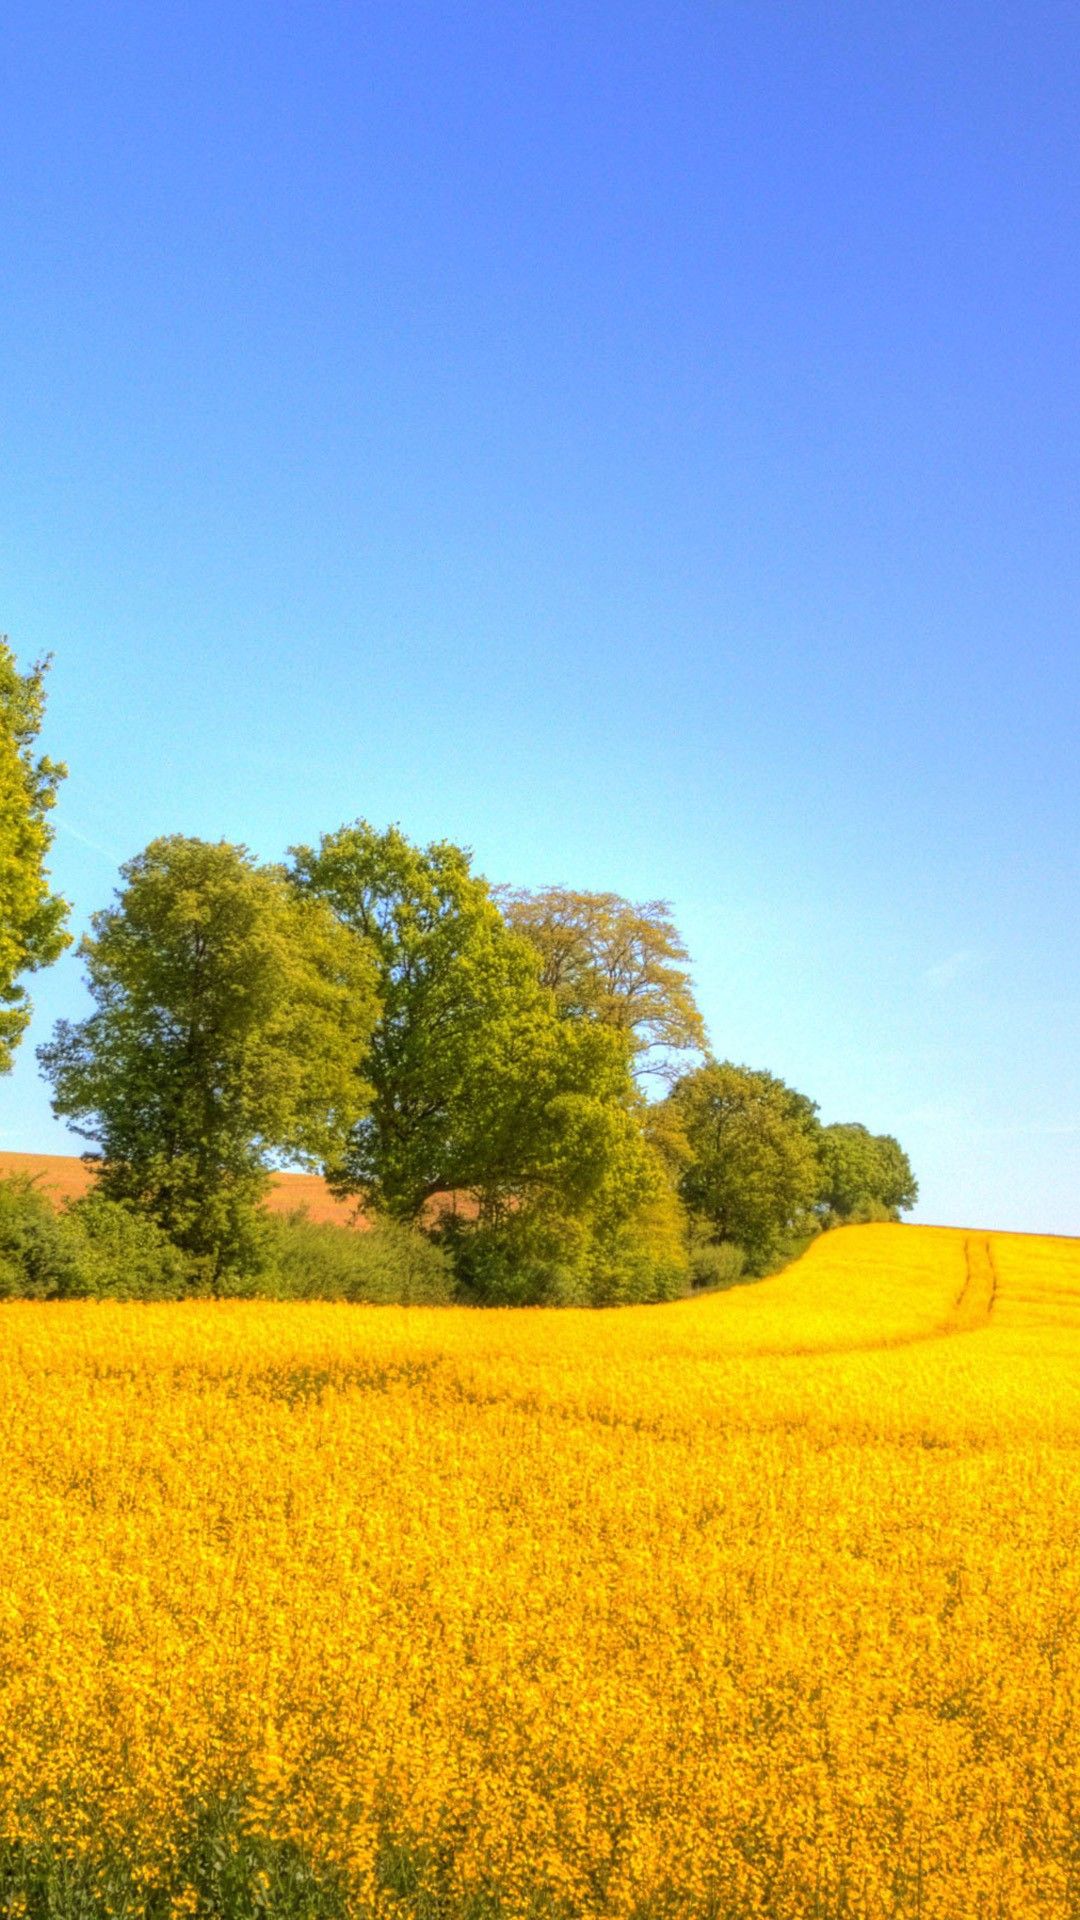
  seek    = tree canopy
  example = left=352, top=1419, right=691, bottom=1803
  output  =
left=0, top=642, right=69, bottom=1072
left=667, top=1060, right=823, bottom=1273
left=817, top=1122, right=918, bottom=1221
left=500, top=887, right=706, bottom=1080
left=290, top=824, right=680, bottom=1302
left=38, top=837, right=379, bottom=1281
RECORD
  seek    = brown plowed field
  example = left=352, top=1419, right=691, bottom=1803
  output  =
left=0, top=1152, right=366, bottom=1228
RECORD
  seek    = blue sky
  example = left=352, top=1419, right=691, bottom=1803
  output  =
left=2, top=2, right=1078, bottom=1231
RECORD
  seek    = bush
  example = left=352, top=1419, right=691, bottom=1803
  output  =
left=0, top=1179, right=454, bottom=1305
left=844, top=1197, right=897, bottom=1225
left=439, top=1209, right=590, bottom=1307
left=259, top=1210, right=455, bottom=1305
left=587, top=1187, right=692, bottom=1306
left=442, top=1185, right=693, bottom=1309
left=0, top=1176, right=86, bottom=1298
left=65, top=1191, right=192, bottom=1299
left=688, top=1239, right=746, bottom=1292
left=0, top=1177, right=195, bottom=1300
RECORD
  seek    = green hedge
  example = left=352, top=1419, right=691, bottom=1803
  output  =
left=0, top=1178, right=192, bottom=1299
left=0, top=1177, right=454, bottom=1305
left=0, top=1176, right=86, bottom=1298
left=0, top=1175, right=775, bottom=1308
left=687, top=1238, right=747, bottom=1292
left=257, top=1209, right=454, bottom=1304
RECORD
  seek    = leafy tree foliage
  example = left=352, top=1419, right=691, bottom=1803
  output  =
left=438, top=1126, right=689, bottom=1307
left=501, top=886, right=706, bottom=1079
left=668, top=1060, right=823, bottom=1273
left=817, top=1122, right=918, bottom=1222
left=873, top=1133, right=918, bottom=1213
left=588, top=1159, right=691, bottom=1304
left=38, top=837, right=378, bottom=1281
left=0, top=643, right=70, bottom=1071
left=290, top=824, right=678, bottom=1302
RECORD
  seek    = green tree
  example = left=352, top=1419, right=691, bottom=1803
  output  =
left=38, top=837, right=379, bottom=1282
left=0, top=642, right=69, bottom=1071
left=874, top=1133, right=918, bottom=1213
left=290, top=823, right=675, bottom=1302
left=501, top=886, right=706, bottom=1080
left=668, top=1059, right=822, bottom=1273
left=817, top=1122, right=918, bottom=1221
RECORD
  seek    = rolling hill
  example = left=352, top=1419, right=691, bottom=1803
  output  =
left=0, top=1149, right=363, bottom=1226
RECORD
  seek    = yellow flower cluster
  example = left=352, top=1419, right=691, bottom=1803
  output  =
left=1, top=1223, right=1078, bottom=1917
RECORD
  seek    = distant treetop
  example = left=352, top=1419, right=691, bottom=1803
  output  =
left=501, top=885, right=707, bottom=1081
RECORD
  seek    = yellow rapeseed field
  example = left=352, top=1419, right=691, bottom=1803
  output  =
left=2, top=1223, right=1079, bottom=1918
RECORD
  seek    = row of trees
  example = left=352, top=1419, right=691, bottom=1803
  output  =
left=39, top=828, right=915, bottom=1300
left=1, top=640, right=916, bottom=1304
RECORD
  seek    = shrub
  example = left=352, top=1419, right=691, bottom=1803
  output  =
left=688, top=1239, right=746, bottom=1292
left=259, top=1210, right=454, bottom=1305
left=0, top=1178, right=196, bottom=1300
left=64, top=1192, right=192, bottom=1299
left=440, top=1209, right=590, bottom=1307
left=443, top=1184, right=693, bottom=1309
left=845, top=1197, right=897, bottom=1225
left=587, top=1184, right=692, bottom=1306
left=0, top=1176, right=86, bottom=1298
left=816, top=1197, right=897, bottom=1232
left=0, top=1181, right=454, bottom=1305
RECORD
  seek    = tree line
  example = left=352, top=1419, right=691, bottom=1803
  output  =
left=0, top=641, right=916, bottom=1304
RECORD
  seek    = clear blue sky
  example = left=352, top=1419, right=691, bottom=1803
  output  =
left=2, top=2, right=1078, bottom=1231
